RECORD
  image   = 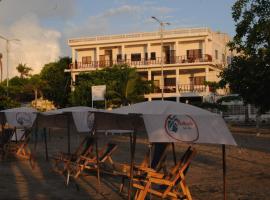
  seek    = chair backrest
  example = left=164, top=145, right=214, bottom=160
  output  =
left=75, top=136, right=95, bottom=157
left=138, top=143, right=169, bottom=170
left=0, top=128, right=15, bottom=146
left=99, top=143, right=118, bottom=162
left=151, top=143, right=169, bottom=171
left=170, top=146, right=196, bottom=184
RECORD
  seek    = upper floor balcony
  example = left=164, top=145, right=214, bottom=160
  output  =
left=68, top=54, right=214, bottom=70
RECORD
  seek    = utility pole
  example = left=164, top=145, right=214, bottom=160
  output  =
left=0, top=35, right=20, bottom=95
left=151, top=16, right=170, bottom=100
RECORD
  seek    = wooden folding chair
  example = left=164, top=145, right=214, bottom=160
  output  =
left=66, top=142, right=118, bottom=175
left=119, top=143, right=169, bottom=193
left=0, top=128, right=14, bottom=159
left=52, top=136, right=96, bottom=175
left=133, top=146, right=196, bottom=200
left=4, top=128, right=33, bottom=160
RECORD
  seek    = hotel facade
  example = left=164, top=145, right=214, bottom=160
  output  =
left=66, top=28, right=232, bottom=103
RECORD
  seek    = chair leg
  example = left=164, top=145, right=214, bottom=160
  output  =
left=136, top=181, right=151, bottom=200
left=66, top=170, right=70, bottom=186
left=179, top=174, right=192, bottom=200
left=119, top=176, right=125, bottom=193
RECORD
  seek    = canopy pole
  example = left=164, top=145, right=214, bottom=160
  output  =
left=34, top=115, right=38, bottom=151
left=128, top=131, right=137, bottom=200
left=95, top=130, right=100, bottom=184
left=149, top=143, right=152, bottom=200
left=67, top=113, right=71, bottom=154
left=43, top=128, right=48, bottom=161
left=222, top=144, right=227, bottom=200
left=171, top=143, right=177, bottom=165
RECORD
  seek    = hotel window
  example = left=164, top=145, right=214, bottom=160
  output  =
left=164, top=77, right=176, bottom=86
left=131, top=53, right=141, bottom=61
left=222, top=53, right=226, bottom=63
left=145, top=52, right=148, bottom=60
left=193, top=76, right=205, bottom=85
left=186, top=49, right=202, bottom=59
left=82, top=56, right=91, bottom=64
left=117, top=54, right=122, bottom=61
left=215, top=50, right=218, bottom=59
left=150, top=52, right=156, bottom=60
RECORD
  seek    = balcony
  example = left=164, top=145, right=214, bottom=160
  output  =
left=68, top=54, right=213, bottom=70
left=178, top=84, right=206, bottom=93
left=152, top=84, right=206, bottom=94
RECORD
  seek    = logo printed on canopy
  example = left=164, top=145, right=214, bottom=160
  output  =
left=164, top=115, right=199, bottom=142
left=16, top=112, right=32, bottom=127
left=87, top=112, right=95, bottom=131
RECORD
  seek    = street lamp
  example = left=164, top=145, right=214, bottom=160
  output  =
left=0, top=35, right=20, bottom=95
left=151, top=16, right=170, bottom=100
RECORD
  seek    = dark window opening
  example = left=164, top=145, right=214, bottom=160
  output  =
left=193, top=76, right=205, bottom=85
left=164, top=77, right=176, bottom=86
left=82, top=56, right=91, bottom=64
left=186, top=49, right=202, bottom=60
left=117, top=54, right=122, bottom=61
left=150, top=52, right=156, bottom=60
left=131, top=53, right=141, bottom=61
left=145, top=52, right=148, bottom=60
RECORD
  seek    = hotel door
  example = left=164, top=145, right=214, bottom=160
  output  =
left=105, top=49, right=113, bottom=66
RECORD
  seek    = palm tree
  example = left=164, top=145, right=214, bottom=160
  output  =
left=25, top=74, right=47, bottom=106
left=105, top=65, right=152, bottom=107
left=16, top=63, right=32, bottom=78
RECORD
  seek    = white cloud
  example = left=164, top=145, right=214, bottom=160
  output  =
left=0, top=14, right=61, bottom=78
left=0, top=0, right=76, bottom=24
left=65, top=4, right=174, bottom=38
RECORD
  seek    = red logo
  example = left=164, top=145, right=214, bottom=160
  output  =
left=164, top=115, right=199, bottom=142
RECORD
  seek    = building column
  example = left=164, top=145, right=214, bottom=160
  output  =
left=121, top=45, right=125, bottom=60
left=96, top=47, right=99, bottom=61
left=175, top=41, right=179, bottom=57
left=148, top=70, right=152, bottom=81
left=176, top=68, right=180, bottom=102
left=205, top=67, right=210, bottom=92
left=72, top=48, right=76, bottom=63
left=203, top=37, right=208, bottom=54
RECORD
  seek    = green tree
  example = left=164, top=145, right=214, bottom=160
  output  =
left=24, top=74, right=47, bottom=105
left=8, top=76, right=32, bottom=102
left=70, top=65, right=152, bottom=108
left=40, top=57, right=71, bottom=107
left=220, top=0, right=270, bottom=114
left=105, top=65, right=152, bottom=107
left=16, top=63, right=32, bottom=78
left=0, top=85, right=20, bottom=109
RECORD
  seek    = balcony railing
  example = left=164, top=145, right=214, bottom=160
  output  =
left=152, top=84, right=206, bottom=94
left=178, top=84, right=206, bottom=93
left=69, top=54, right=213, bottom=69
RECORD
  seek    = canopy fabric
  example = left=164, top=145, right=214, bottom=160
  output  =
left=113, top=101, right=214, bottom=115
left=111, top=101, right=237, bottom=145
left=38, top=106, right=98, bottom=131
left=0, top=107, right=38, bottom=128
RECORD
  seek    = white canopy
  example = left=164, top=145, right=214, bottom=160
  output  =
left=111, top=101, right=237, bottom=145
left=38, top=106, right=99, bottom=132
left=0, top=107, right=38, bottom=128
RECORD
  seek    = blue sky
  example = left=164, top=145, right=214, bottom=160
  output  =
left=0, top=0, right=237, bottom=76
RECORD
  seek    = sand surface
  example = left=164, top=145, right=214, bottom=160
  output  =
left=0, top=129, right=269, bottom=200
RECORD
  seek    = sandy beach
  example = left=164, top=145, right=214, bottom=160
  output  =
left=0, top=129, right=269, bottom=200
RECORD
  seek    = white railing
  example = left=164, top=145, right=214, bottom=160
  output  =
left=68, top=27, right=210, bottom=44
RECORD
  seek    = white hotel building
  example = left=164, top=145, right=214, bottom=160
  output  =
left=66, top=27, right=232, bottom=103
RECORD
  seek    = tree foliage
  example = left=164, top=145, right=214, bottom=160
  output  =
left=220, top=0, right=270, bottom=113
left=70, top=65, right=153, bottom=108
left=40, top=57, right=71, bottom=107
left=0, top=85, right=20, bottom=110
left=16, top=63, right=32, bottom=78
